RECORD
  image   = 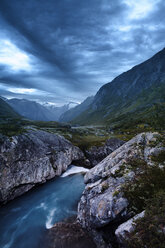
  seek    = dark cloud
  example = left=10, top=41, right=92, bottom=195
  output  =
left=0, top=0, right=164, bottom=104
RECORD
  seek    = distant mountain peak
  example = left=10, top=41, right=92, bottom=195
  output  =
left=60, top=96, right=94, bottom=122
left=6, top=98, right=71, bottom=121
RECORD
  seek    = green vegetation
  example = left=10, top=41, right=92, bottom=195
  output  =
left=106, top=102, right=165, bottom=131
left=112, top=164, right=127, bottom=178
left=112, top=158, right=148, bottom=178
left=22, top=122, right=111, bottom=151
left=113, top=190, right=120, bottom=197
left=126, top=191, right=165, bottom=248
left=101, top=181, right=109, bottom=192
left=0, top=81, right=164, bottom=151
left=66, top=132, right=109, bottom=151
left=123, top=164, right=165, bottom=214
left=151, top=149, right=165, bottom=163
left=0, top=119, right=26, bottom=137
left=0, top=116, right=112, bottom=150
left=72, top=82, right=165, bottom=132
left=120, top=134, right=165, bottom=248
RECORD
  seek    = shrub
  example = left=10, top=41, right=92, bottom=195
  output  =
left=126, top=191, right=165, bottom=248
left=123, top=165, right=165, bottom=213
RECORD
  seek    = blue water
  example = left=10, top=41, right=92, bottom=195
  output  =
left=0, top=174, right=85, bottom=248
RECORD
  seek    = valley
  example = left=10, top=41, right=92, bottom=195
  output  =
left=0, top=47, right=165, bottom=248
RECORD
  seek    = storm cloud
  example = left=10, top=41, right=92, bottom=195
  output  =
left=0, top=0, right=164, bottom=105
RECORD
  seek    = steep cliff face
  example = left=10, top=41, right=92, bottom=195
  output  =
left=0, top=130, right=85, bottom=204
left=77, top=132, right=165, bottom=247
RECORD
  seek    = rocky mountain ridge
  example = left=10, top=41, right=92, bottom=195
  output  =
left=6, top=98, right=70, bottom=121
left=72, top=48, right=165, bottom=127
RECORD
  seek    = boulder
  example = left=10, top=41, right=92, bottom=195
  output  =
left=47, top=217, right=96, bottom=248
left=115, top=211, right=145, bottom=247
left=85, top=138, right=125, bottom=167
left=77, top=132, right=165, bottom=247
left=0, top=130, right=85, bottom=204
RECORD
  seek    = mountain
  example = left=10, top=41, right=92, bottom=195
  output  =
left=60, top=96, right=94, bottom=122
left=6, top=98, right=69, bottom=121
left=0, top=97, right=20, bottom=120
left=73, top=48, right=165, bottom=128
left=43, top=103, right=70, bottom=121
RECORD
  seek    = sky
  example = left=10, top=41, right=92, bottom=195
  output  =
left=0, top=0, right=164, bottom=106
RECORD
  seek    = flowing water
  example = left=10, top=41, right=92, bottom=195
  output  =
left=0, top=167, right=86, bottom=248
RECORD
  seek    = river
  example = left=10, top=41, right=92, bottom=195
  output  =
left=0, top=166, right=86, bottom=248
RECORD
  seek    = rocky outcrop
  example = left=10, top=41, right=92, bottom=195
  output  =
left=47, top=217, right=96, bottom=248
left=115, top=211, right=145, bottom=247
left=85, top=138, right=125, bottom=167
left=77, top=132, right=165, bottom=247
left=0, top=130, right=85, bottom=204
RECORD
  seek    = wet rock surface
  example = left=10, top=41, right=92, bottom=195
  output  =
left=0, top=130, right=85, bottom=204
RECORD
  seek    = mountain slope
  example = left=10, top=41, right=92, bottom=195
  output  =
left=7, top=98, right=69, bottom=121
left=60, top=96, right=94, bottom=122
left=0, top=98, right=20, bottom=120
left=43, top=103, right=70, bottom=121
left=73, top=48, right=165, bottom=127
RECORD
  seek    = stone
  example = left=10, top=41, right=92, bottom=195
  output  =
left=115, top=211, right=145, bottom=247
left=77, top=132, right=165, bottom=247
left=85, top=138, right=125, bottom=167
left=46, top=217, right=96, bottom=248
left=0, top=130, right=85, bottom=204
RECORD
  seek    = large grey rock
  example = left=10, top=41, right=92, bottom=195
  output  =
left=77, top=132, right=165, bottom=246
left=0, top=130, right=84, bottom=204
left=115, top=211, right=145, bottom=247
left=85, top=138, right=125, bottom=167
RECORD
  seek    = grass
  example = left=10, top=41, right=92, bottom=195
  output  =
left=0, top=120, right=25, bottom=137
left=67, top=133, right=109, bottom=151
left=0, top=118, right=112, bottom=151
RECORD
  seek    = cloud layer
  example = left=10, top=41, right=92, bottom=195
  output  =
left=0, top=0, right=164, bottom=105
